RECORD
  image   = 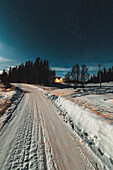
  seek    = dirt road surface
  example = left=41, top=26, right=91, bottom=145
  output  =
left=0, top=84, right=98, bottom=170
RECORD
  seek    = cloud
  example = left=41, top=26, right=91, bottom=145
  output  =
left=0, top=70, right=3, bottom=74
left=51, top=67, right=71, bottom=72
left=88, top=63, right=113, bottom=73
left=0, top=42, right=17, bottom=62
left=8, top=65, right=15, bottom=68
left=88, top=66, right=98, bottom=72
left=0, top=56, right=11, bottom=62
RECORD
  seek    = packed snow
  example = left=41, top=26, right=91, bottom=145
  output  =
left=0, top=84, right=60, bottom=170
left=47, top=82, right=113, bottom=169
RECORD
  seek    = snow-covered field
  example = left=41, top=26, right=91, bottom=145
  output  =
left=47, top=82, right=113, bottom=169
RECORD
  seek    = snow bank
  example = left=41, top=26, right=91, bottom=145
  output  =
left=47, top=92, right=113, bottom=169
left=0, top=87, right=24, bottom=129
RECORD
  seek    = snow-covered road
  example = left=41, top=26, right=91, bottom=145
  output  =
left=0, top=84, right=98, bottom=170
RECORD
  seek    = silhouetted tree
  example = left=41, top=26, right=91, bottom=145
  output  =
left=65, top=71, right=71, bottom=84
left=71, top=66, right=76, bottom=84
left=76, top=64, right=80, bottom=83
left=81, top=64, right=89, bottom=87
left=49, top=70, right=56, bottom=83
left=1, top=69, right=10, bottom=88
left=1, top=57, right=55, bottom=86
left=102, top=67, right=107, bottom=82
left=89, top=65, right=113, bottom=83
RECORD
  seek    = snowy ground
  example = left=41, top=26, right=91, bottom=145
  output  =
left=0, top=84, right=100, bottom=170
left=0, top=86, right=23, bottom=129
left=0, top=86, right=16, bottom=114
left=46, top=82, right=113, bottom=169
left=1, top=83, right=113, bottom=169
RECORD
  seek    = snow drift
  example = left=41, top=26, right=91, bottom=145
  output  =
left=47, top=85, right=113, bottom=169
left=0, top=87, right=24, bottom=129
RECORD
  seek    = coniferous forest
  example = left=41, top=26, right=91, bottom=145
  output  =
left=88, top=66, right=113, bottom=83
left=65, top=64, right=113, bottom=86
left=0, top=57, right=56, bottom=87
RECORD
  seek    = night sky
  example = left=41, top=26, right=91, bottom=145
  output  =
left=0, top=0, right=113, bottom=77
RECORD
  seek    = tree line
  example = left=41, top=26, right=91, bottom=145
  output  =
left=0, top=57, right=56, bottom=87
left=65, top=64, right=113, bottom=87
left=88, top=66, right=113, bottom=83
left=65, top=64, right=89, bottom=87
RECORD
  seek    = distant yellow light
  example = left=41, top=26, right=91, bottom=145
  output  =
left=55, top=77, right=63, bottom=83
left=55, top=78, right=60, bottom=83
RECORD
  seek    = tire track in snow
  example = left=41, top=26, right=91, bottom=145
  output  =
left=0, top=95, right=33, bottom=169
left=29, top=92, right=47, bottom=170
left=0, top=90, right=48, bottom=170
